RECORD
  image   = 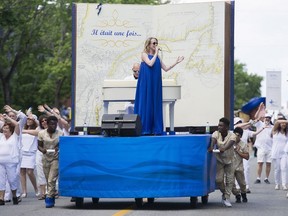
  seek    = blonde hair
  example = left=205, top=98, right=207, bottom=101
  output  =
left=143, top=37, right=158, bottom=54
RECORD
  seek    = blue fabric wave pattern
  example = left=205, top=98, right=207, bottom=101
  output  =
left=59, top=135, right=216, bottom=198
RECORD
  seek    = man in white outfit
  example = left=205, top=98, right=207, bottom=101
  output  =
left=123, top=63, right=140, bottom=114
left=253, top=114, right=273, bottom=185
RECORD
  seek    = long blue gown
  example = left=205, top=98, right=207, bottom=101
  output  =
left=134, top=54, right=164, bottom=135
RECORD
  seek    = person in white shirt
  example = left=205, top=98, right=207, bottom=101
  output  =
left=3, top=105, right=27, bottom=203
left=124, top=63, right=140, bottom=81
left=271, top=116, right=288, bottom=191
left=0, top=114, right=20, bottom=205
left=20, top=114, right=39, bottom=198
left=253, top=114, right=273, bottom=185
left=124, top=63, right=140, bottom=114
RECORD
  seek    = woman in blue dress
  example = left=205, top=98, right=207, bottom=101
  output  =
left=134, top=37, right=184, bottom=135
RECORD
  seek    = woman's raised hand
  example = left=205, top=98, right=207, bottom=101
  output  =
left=176, top=56, right=184, bottom=64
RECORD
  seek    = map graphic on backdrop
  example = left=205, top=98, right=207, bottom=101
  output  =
left=73, top=2, right=231, bottom=128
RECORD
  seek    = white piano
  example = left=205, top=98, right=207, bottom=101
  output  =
left=102, top=79, right=181, bottom=134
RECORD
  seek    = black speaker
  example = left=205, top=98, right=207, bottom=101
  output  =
left=101, top=114, right=142, bottom=137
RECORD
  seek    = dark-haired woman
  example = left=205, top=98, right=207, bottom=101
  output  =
left=20, top=114, right=39, bottom=198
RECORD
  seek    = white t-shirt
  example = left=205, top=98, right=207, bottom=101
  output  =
left=241, top=129, right=254, bottom=144
left=0, top=132, right=20, bottom=163
left=123, top=75, right=137, bottom=113
left=22, top=133, right=38, bottom=153
left=271, top=132, right=288, bottom=159
left=254, top=121, right=273, bottom=151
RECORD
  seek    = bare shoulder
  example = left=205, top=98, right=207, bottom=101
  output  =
left=141, top=52, right=148, bottom=57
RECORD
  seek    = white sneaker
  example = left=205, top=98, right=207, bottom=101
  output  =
left=222, top=198, right=232, bottom=207
left=282, top=185, right=288, bottom=191
left=275, top=184, right=280, bottom=190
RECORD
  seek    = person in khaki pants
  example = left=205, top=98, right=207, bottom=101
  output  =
left=231, top=127, right=249, bottom=203
left=38, top=116, right=63, bottom=208
left=209, top=117, right=237, bottom=207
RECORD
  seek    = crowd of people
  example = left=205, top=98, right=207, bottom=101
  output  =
left=0, top=104, right=69, bottom=208
left=210, top=103, right=288, bottom=207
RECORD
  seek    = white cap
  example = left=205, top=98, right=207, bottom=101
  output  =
left=265, top=114, right=271, bottom=118
left=234, top=117, right=243, bottom=125
left=32, top=114, right=38, bottom=121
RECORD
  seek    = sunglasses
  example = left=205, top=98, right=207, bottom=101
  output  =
left=152, top=42, right=158, bottom=45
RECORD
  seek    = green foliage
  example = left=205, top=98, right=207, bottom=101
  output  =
left=0, top=0, right=160, bottom=111
left=234, top=60, right=263, bottom=110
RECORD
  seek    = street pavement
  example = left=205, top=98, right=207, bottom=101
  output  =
left=1, top=154, right=288, bottom=216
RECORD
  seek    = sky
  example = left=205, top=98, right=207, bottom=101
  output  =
left=171, top=0, right=288, bottom=111
left=234, top=0, right=288, bottom=110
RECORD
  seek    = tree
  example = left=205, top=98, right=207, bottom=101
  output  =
left=234, top=60, right=263, bottom=110
left=0, top=0, right=160, bottom=111
left=0, top=0, right=59, bottom=108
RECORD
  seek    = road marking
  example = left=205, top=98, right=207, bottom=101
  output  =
left=112, top=207, right=133, bottom=216
left=112, top=198, right=150, bottom=216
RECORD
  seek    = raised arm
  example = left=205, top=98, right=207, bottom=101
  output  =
left=273, top=119, right=288, bottom=133
left=161, top=56, right=184, bottom=72
left=22, top=129, right=40, bottom=136
left=3, top=114, right=20, bottom=135
left=254, top=102, right=265, bottom=120
left=252, top=125, right=270, bottom=137
left=0, top=114, right=4, bottom=129
left=38, top=104, right=53, bottom=116
left=234, top=122, right=252, bottom=130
